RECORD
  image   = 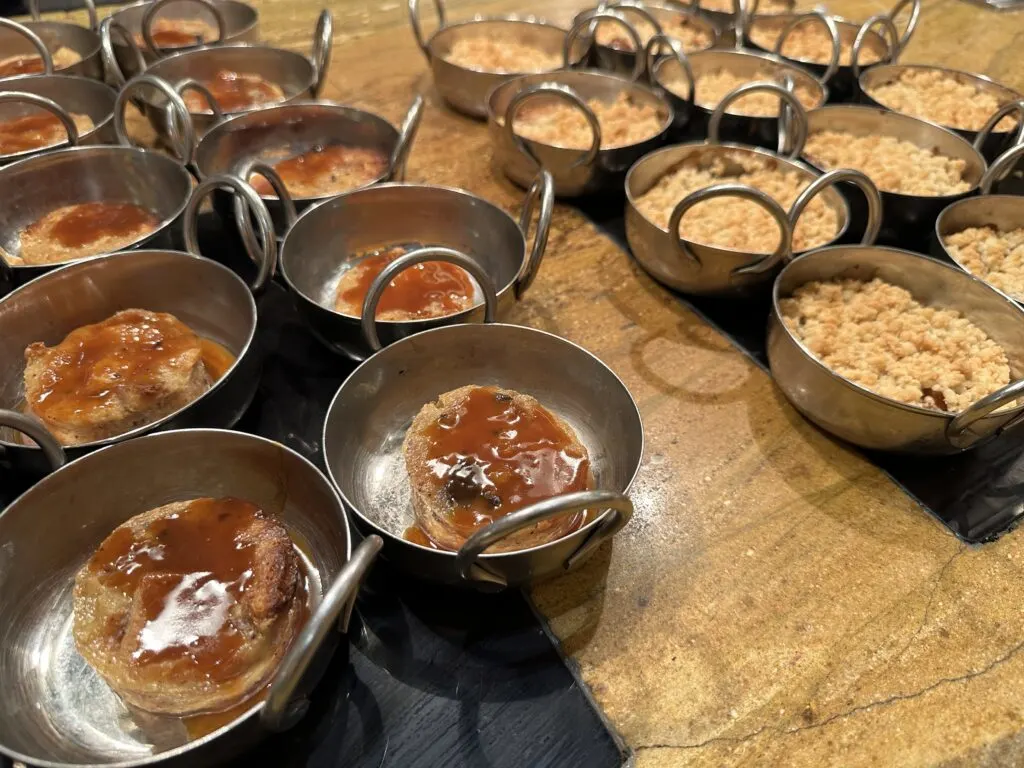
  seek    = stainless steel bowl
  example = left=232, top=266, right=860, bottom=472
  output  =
left=322, top=321, right=643, bottom=589
left=0, top=425, right=381, bottom=767
left=0, top=144, right=194, bottom=289
left=278, top=175, right=554, bottom=359
left=0, top=75, right=116, bottom=166
left=488, top=68, right=673, bottom=197
left=692, top=0, right=790, bottom=48
left=768, top=245, right=1024, bottom=453
left=0, top=12, right=103, bottom=82
left=409, top=0, right=577, bottom=118
left=0, top=248, right=260, bottom=479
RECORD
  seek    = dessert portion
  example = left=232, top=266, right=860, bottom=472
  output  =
left=594, top=15, right=712, bottom=52
left=23, top=309, right=233, bottom=445
left=508, top=91, right=666, bottom=149
left=667, top=68, right=821, bottom=115
left=803, top=131, right=971, bottom=196
left=0, top=110, right=93, bottom=155
left=333, top=244, right=477, bottom=321
left=635, top=150, right=839, bottom=253
left=249, top=145, right=389, bottom=198
left=73, top=496, right=307, bottom=716
left=749, top=21, right=886, bottom=66
left=0, top=46, right=81, bottom=77
left=182, top=70, right=286, bottom=113
left=134, top=18, right=219, bottom=49
left=865, top=69, right=1017, bottom=132
left=444, top=35, right=561, bottom=74
left=403, top=385, right=592, bottom=552
left=780, top=277, right=1011, bottom=412
left=944, top=225, right=1024, bottom=300
left=14, top=201, right=160, bottom=266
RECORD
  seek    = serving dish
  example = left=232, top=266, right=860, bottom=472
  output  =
left=0, top=8, right=102, bottom=82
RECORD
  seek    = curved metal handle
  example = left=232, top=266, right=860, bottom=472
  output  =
left=0, top=91, right=79, bottom=152
left=408, top=0, right=445, bottom=60
left=603, top=3, right=664, bottom=60
left=100, top=17, right=146, bottom=88
left=564, top=10, right=644, bottom=81
left=455, top=490, right=634, bottom=586
left=234, top=159, right=297, bottom=258
left=504, top=83, right=601, bottom=173
left=515, top=169, right=554, bottom=299
left=886, top=0, right=920, bottom=56
left=141, top=0, right=226, bottom=56
left=851, top=14, right=899, bottom=80
left=668, top=183, right=794, bottom=275
left=947, top=379, right=1024, bottom=450
left=115, top=73, right=196, bottom=164
left=0, top=410, right=66, bottom=471
left=733, top=0, right=749, bottom=49
left=644, top=33, right=694, bottom=106
left=361, top=246, right=498, bottom=352
left=173, top=76, right=224, bottom=118
left=773, top=12, right=840, bottom=84
left=311, top=10, right=333, bottom=99
left=389, top=93, right=424, bottom=182
left=0, top=18, right=54, bottom=76
left=184, top=174, right=277, bottom=293
left=980, top=141, right=1024, bottom=195
left=261, top=535, right=382, bottom=732
left=788, top=169, right=881, bottom=257
left=974, top=99, right=1024, bottom=154
left=707, top=81, right=809, bottom=159
left=31, top=0, right=99, bottom=30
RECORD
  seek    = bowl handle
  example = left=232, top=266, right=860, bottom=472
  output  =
left=0, top=92, right=79, bottom=149
left=455, top=490, right=634, bottom=587
left=564, top=10, right=644, bottom=81
left=788, top=169, right=882, bottom=254
left=408, top=0, right=446, bottom=61
left=388, top=94, right=425, bottom=182
left=310, top=10, right=333, bottom=99
left=184, top=174, right=278, bottom=293
left=360, top=246, right=499, bottom=352
left=980, top=141, right=1024, bottom=195
left=0, top=411, right=66, bottom=472
left=141, top=0, right=226, bottom=56
left=100, top=17, right=146, bottom=88
left=885, top=0, right=920, bottom=57
left=115, top=73, right=196, bottom=165
left=169, top=77, right=225, bottom=161
left=974, top=99, right=1024, bottom=155
left=0, top=18, right=53, bottom=75
left=31, top=0, right=99, bottom=31
left=707, top=81, right=808, bottom=159
left=645, top=33, right=694, bottom=108
left=772, top=12, right=839, bottom=84
left=504, top=83, right=602, bottom=173
left=733, top=0, right=749, bottom=48
left=261, top=535, right=383, bottom=732
left=668, top=182, right=794, bottom=276
left=851, top=14, right=900, bottom=81
left=947, top=379, right=1024, bottom=450
left=514, top=169, right=554, bottom=299
left=603, top=3, right=664, bottom=73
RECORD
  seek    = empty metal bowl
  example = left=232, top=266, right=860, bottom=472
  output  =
left=0, top=11, right=102, bottom=82
left=0, top=75, right=117, bottom=166
left=409, top=0, right=578, bottom=118
left=768, top=244, right=1024, bottom=454
left=322, top=321, right=643, bottom=588
left=278, top=175, right=554, bottom=359
left=0, top=425, right=381, bottom=767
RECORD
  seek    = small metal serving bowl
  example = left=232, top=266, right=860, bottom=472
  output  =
left=488, top=68, right=673, bottom=197
left=768, top=244, right=1024, bottom=454
left=0, top=425, right=381, bottom=767
left=0, top=75, right=117, bottom=166
left=277, top=174, right=554, bottom=360
left=323, top=321, right=643, bottom=589
left=0, top=11, right=102, bottom=82
left=0, top=144, right=194, bottom=290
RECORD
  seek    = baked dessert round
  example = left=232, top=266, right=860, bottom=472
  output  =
left=0, top=110, right=94, bottom=155
left=249, top=144, right=389, bottom=198
left=135, top=18, right=219, bottom=49
left=182, top=70, right=285, bottom=113
left=403, top=385, right=592, bottom=552
left=508, top=91, right=666, bottom=149
left=73, top=496, right=307, bottom=716
left=944, top=226, right=1024, bottom=301
left=13, top=201, right=160, bottom=266
left=0, top=46, right=81, bottom=78
left=443, top=34, right=561, bottom=74
left=865, top=69, right=1017, bottom=132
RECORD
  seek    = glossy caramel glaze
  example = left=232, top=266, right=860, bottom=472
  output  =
left=134, top=18, right=219, bottom=49
left=18, top=202, right=160, bottom=266
left=0, top=54, right=45, bottom=77
left=0, top=111, right=94, bottom=155
left=250, top=144, right=389, bottom=198
left=182, top=70, right=285, bottom=113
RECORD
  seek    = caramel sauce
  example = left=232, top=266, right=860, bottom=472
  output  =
left=0, top=55, right=45, bottom=77
left=187, top=70, right=281, bottom=112
left=199, top=338, right=236, bottom=381
left=249, top=145, right=389, bottom=197
left=0, top=113, right=69, bottom=154
left=422, top=387, right=591, bottom=540
left=184, top=684, right=269, bottom=739
left=47, top=202, right=158, bottom=249
left=402, top=525, right=440, bottom=548
left=336, top=245, right=476, bottom=319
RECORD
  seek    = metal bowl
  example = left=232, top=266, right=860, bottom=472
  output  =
left=859, top=64, right=1024, bottom=162
left=768, top=244, right=1024, bottom=454
left=692, top=0, right=790, bottom=48
left=0, top=13, right=103, bottom=82
left=0, top=144, right=194, bottom=289
left=0, top=248, right=261, bottom=479
left=102, top=0, right=259, bottom=83
left=488, top=68, right=673, bottom=197
left=0, top=75, right=117, bottom=166
left=322, top=321, right=643, bottom=589
left=278, top=175, right=554, bottom=359
left=409, top=0, right=577, bottom=119
left=0, top=425, right=381, bottom=767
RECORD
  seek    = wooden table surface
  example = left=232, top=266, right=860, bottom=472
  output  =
left=32, top=0, right=1024, bottom=764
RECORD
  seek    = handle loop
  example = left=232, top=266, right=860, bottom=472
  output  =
left=311, top=10, right=333, bottom=99
left=31, top=0, right=99, bottom=31
left=504, top=83, right=601, bottom=172
left=564, top=10, right=644, bottom=82
left=100, top=17, right=146, bottom=88
left=115, top=73, right=196, bottom=164
left=0, top=18, right=54, bottom=76
left=948, top=379, right=1024, bottom=450
left=408, top=0, right=445, bottom=60
left=515, top=169, right=554, bottom=298
left=707, top=81, right=808, bottom=159
left=140, top=0, right=226, bottom=56
left=886, top=0, right=920, bottom=57
left=0, top=410, right=66, bottom=471
left=389, top=93, right=424, bottom=182
left=851, top=14, right=899, bottom=81
left=980, top=141, right=1024, bottom=195
left=772, top=12, right=840, bottom=84
left=974, top=99, right=1024, bottom=154
left=787, top=169, right=882, bottom=257
left=645, top=33, right=694, bottom=106
left=0, top=91, right=80, bottom=153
